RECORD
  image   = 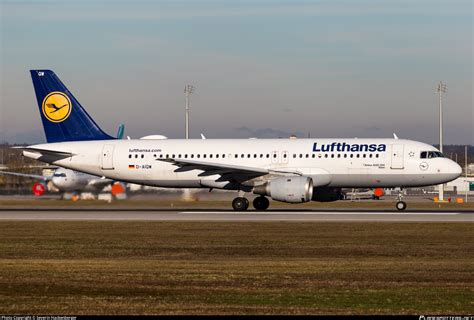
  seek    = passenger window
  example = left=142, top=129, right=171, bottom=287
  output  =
left=197, top=154, right=200, bottom=158
left=318, top=154, right=322, bottom=158
left=376, top=154, right=379, bottom=158
left=135, top=154, right=138, bottom=158
left=159, top=154, right=163, bottom=158
left=293, top=154, right=296, bottom=158
left=209, top=154, right=213, bottom=158
left=312, top=154, right=315, bottom=158
left=273, top=154, right=277, bottom=158
left=356, top=154, right=360, bottom=158
left=337, top=154, right=341, bottom=158
left=369, top=154, right=372, bottom=158
left=363, top=154, right=366, bottom=158
left=331, top=154, right=334, bottom=158
left=241, top=154, right=244, bottom=158
left=305, top=154, right=309, bottom=158
left=283, top=154, right=287, bottom=158
left=129, top=154, right=132, bottom=158
left=222, top=154, right=225, bottom=158
left=191, top=154, right=194, bottom=158
left=260, top=154, right=263, bottom=158
left=235, top=154, right=238, bottom=158
left=325, top=154, right=328, bottom=158
left=344, top=154, right=347, bottom=158
left=254, top=154, right=257, bottom=158
left=299, top=154, right=302, bottom=158
left=216, top=154, right=219, bottom=158
left=266, top=154, right=270, bottom=158
left=185, top=154, right=188, bottom=158
left=203, top=154, right=206, bottom=158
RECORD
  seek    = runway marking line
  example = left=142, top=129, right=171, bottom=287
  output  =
left=179, top=211, right=462, bottom=215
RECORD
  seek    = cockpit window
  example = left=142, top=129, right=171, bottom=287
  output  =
left=420, top=151, right=444, bottom=159
left=53, top=173, right=67, bottom=177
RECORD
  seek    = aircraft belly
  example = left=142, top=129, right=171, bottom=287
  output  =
left=328, top=173, right=453, bottom=188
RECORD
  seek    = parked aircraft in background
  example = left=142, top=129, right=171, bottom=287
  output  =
left=17, top=70, right=462, bottom=210
left=0, top=167, right=116, bottom=195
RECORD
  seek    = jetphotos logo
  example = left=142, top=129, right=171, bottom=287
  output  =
left=42, top=91, right=72, bottom=123
left=313, top=142, right=387, bottom=152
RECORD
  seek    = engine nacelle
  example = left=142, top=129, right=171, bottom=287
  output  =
left=312, top=187, right=344, bottom=202
left=253, top=177, right=313, bottom=203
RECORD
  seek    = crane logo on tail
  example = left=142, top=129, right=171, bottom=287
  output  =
left=42, top=91, right=72, bottom=123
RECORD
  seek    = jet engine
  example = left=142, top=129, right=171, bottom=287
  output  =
left=253, top=176, right=313, bottom=203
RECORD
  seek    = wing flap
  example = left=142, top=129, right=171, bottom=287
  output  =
left=158, top=158, right=269, bottom=183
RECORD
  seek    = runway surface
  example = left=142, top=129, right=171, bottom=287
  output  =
left=0, top=209, right=472, bottom=222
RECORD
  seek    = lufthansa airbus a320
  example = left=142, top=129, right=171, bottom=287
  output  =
left=18, top=70, right=462, bottom=211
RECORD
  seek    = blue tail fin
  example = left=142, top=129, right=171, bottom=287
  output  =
left=30, top=70, right=114, bottom=143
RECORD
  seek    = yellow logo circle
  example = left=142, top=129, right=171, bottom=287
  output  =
left=42, top=92, right=72, bottom=123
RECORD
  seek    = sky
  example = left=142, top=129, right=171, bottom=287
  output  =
left=0, top=0, right=472, bottom=144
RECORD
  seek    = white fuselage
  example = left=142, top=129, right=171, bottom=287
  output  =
left=24, top=138, right=461, bottom=191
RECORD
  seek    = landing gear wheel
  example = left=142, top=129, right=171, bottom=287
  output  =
left=396, top=201, right=407, bottom=211
left=253, top=196, right=270, bottom=211
left=232, top=197, right=249, bottom=211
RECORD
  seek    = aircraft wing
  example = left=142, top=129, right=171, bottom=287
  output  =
left=158, top=158, right=301, bottom=183
left=0, top=171, right=50, bottom=181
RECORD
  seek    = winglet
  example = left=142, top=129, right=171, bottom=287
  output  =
left=393, top=133, right=399, bottom=139
left=200, top=133, right=206, bottom=139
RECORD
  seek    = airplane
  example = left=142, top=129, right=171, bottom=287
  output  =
left=0, top=167, right=115, bottom=194
left=17, top=70, right=462, bottom=211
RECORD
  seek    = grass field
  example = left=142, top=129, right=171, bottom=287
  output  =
left=0, top=221, right=472, bottom=315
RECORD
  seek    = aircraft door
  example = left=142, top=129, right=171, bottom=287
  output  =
left=101, top=144, right=115, bottom=170
left=390, top=144, right=404, bottom=169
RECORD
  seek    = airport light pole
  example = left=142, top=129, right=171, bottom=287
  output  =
left=466, top=145, right=468, bottom=203
left=437, top=82, right=447, bottom=201
left=184, top=85, right=194, bottom=139
left=183, top=85, right=194, bottom=202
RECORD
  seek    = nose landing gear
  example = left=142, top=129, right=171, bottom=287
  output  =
left=395, top=190, right=407, bottom=211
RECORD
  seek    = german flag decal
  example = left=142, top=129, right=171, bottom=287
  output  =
left=128, top=165, right=135, bottom=169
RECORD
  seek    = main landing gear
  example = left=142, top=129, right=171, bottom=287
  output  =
left=253, top=196, right=270, bottom=211
left=231, top=196, right=270, bottom=211
left=232, top=197, right=249, bottom=211
left=395, top=189, right=407, bottom=211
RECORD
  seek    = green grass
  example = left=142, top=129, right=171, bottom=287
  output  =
left=0, top=221, right=472, bottom=314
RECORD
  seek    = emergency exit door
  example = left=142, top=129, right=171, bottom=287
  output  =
left=390, top=144, right=404, bottom=169
left=101, top=144, right=115, bottom=170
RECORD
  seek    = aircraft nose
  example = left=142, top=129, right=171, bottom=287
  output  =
left=448, top=160, right=462, bottom=178
left=51, top=177, right=66, bottom=188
